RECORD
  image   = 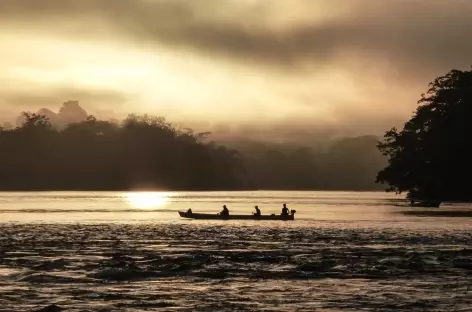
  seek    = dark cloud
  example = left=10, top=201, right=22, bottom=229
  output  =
left=1, top=0, right=472, bottom=74
left=1, top=0, right=471, bottom=139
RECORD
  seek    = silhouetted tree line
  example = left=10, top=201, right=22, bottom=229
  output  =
left=0, top=107, right=386, bottom=191
left=0, top=113, right=244, bottom=190
left=377, top=67, right=472, bottom=201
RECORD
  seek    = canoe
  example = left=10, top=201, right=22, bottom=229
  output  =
left=178, top=211, right=295, bottom=220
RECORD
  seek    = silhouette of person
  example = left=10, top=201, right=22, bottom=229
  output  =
left=187, top=208, right=193, bottom=214
left=220, top=205, right=229, bottom=217
left=281, top=203, right=289, bottom=216
left=254, top=205, right=261, bottom=217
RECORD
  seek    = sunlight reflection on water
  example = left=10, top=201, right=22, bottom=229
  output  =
left=0, top=191, right=471, bottom=230
left=124, top=192, right=176, bottom=209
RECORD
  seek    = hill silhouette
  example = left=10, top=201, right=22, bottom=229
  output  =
left=226, top=135, right=385, bottom=190
left=0, top=103, right=386, bottom=191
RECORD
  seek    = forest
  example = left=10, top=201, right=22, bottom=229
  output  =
left=0, top=102, right=385, bottom=191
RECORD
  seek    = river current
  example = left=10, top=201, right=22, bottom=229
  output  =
left=0, top=191, right=471, bottom=311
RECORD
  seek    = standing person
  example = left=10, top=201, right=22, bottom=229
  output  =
left=254, top=205, right=261, bottom=217
left=281, top=203, right=289, bottom=216
left=220, top=205, right=230, bottom=217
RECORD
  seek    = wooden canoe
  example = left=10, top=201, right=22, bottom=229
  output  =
left=178, top=211, right=295, bottom=220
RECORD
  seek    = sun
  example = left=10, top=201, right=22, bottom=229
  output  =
left=125, top=192, right=171, bottom=209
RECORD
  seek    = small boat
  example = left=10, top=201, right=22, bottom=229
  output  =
left=178, top=210, right=296, bottom=220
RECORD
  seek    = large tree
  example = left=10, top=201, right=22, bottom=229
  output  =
left=376, top=68, right=472, bottom=201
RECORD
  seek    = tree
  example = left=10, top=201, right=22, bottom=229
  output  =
left=376, top=68, right=472, bottom=201
left=0, top=110, right=246, bottom=191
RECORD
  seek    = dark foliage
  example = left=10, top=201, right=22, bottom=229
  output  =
left=376, top=68, right=472, bottom=201
left=0, top=113, right=244, bottom=191
left=0, top=109, right=386, bottom=191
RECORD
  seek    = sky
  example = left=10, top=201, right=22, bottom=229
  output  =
left=1, top=0, right=472, bottom=139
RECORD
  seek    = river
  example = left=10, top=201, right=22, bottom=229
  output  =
left=1, top=191, right=471, bottom=311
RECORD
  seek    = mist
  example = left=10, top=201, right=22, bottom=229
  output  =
left=1, top=1, right=472, bottom=138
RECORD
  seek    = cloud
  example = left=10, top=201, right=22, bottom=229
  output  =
left=1, top=0, right=471, bottom=139
left=1, top=0, right=472, bottom=74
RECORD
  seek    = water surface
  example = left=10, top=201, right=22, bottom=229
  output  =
left=1, top=191, right=471, bottom=311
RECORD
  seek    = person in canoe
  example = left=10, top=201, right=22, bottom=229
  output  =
left=254, top=205, right=261, bottom=217
left=219, top=205, right=230, bottom=217
left=281, top=203, right=289, bottom=216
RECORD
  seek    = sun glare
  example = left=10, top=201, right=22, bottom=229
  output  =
left=125, top=192, right=171, bottom=209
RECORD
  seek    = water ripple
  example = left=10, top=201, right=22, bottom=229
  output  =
left=1, top=223, right=471, bottom=311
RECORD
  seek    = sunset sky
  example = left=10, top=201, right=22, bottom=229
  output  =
left=1, top=0, right=471, bottom=138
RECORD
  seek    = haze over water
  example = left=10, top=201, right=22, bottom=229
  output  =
left=1, top=191, right=471, bottom=311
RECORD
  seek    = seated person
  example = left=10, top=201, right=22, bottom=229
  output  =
left=281, top=203, right=289, bottom=216
left=220, top=205, right=229, bottom=217
left=254, top=205, right=261, bottom=217
left=187, top=208, right=193, bottom=214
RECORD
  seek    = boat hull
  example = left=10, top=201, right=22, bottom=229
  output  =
left=178, top=211, right=294, bottom=220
